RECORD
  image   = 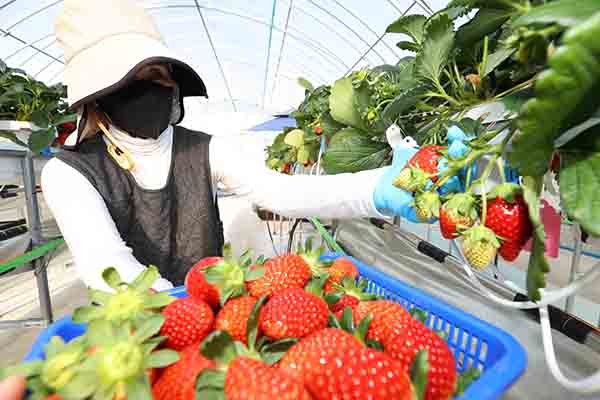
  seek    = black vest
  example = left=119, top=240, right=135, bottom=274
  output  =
left=56, top=126, right=224, bottom=285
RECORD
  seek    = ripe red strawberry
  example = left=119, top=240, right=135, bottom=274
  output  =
left=278, top=328, right=363, bottom=383
left=327, top=277, right=377, bottom=313
left=350, top=300, right=412, bottom=343
left=384, top=318, right=457, bottom=400
left=247, top=254, right=311, bottom=298
left=185, top=256, right=223, bottom=308
left=260, top=288, right=328, bottom=339
left=302, top=345, right=415, bottom=400
left=439, top=193, right=478, bottom=239
left=323, top=257, right=358, bottom=293
left=485, top=184, right=533, bottom=262
left=215, top=296, right=258, bottom=344
left=160, top=297, right=214, bottom=351
left=408, top=145, right=443, bottom=182
left=152, top=344, right=216, bottom=400
left=225, top=357, right=312, bottom=400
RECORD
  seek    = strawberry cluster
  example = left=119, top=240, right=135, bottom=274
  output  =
left=1, top=242, right=481, bottom=400
left=393, top=139, right=533, bottom=270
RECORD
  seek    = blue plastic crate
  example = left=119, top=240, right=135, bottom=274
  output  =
left=24, top=255, right=526, bottom=400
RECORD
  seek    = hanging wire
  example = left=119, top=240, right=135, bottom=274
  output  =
left=262, top=0, right=278, bottom=109
left=305, top=0, right=387, bottom=64
left=344, top=0, right=417, bottom=76
left=4, top=0, right=62, bottom=32
left=0, top=29, right=63, bottom=64
left=3, top=33, right=54, bottom=62
left=272, top=0, right=294, bottom=97
left=193, top=0, right=238, bottom=112
left=0, top=1, right=17, bottom=12
left=17, top=39, right=57, bottom=68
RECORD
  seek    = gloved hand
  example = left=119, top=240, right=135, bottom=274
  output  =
left=373, top=140, right=421, bottom=223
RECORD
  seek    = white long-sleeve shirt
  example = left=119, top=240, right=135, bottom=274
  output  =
left=41, top=124, right=387, bottom=291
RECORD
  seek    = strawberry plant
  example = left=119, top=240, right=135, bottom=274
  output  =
left=0, top=58, right=76, bottom=153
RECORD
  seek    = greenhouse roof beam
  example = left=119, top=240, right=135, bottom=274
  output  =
left=0, top=0, right=17, bottom=12
left=329, top=0, right=400, bottom=59
left=3, top=32, right=54, bottom=62
left=147, top=5, right=349, bottom=73
left=272, top=0, right=294, bottom=98
left=17, top=38, right=56, bottom=67
left=262, top=0, right=278, bottom=109
left=345, top=0, right=416, bottom=75
left=193, top=0, right=237, bottom=112
left=305, top=0, right=386, bottom=64
left=0, top=28, right=63, bottom=64
left=4, top=0, right=61, bottom=32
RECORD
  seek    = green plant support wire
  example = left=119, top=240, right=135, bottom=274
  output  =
left=310, top=217, right=346, bottom=255
left=0, top=238, right=65, bottom=275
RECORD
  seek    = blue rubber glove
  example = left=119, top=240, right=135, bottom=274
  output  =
left=373, top=144, right=421, bottom=223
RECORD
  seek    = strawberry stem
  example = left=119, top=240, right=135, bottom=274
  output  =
left=497, top=157, right=507, bottom=185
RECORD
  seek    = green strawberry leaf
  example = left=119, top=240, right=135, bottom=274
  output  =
left=130, top=266, right=159, bottom=292
left=134, top=315, right=165, bottom=342
left=145, top=349, right=179, bottom=369
left=410, top=308, right=429, bottom=324
left=415, top=13, right=455, bottom=88
left=482, top=48, right=515, bottom=77
left=259, top=338, right=299, bottom=365
left=196, top=369, right=226, bottom=400
left=559, top=150, right=600, bottom=236
left=102, top=267, right=123, bottom=290
left=328, top=312, right=342, bottom=329
left=510, top=13, right=600, bottom=176
left=500, top=88, right=533, bottom=114
left=245, top=267, right=266, bottom=282
left=72, top=305, right=103, bottom=324
left=365, top=339, right=384, bottom=352
left=329, top=77, right=365, bottom=130
left=28, top=128, right=55, bottom=154
left=56, top=372, right=97, bottom=399
left=246, top=295, right=268, bottom=351
left=397, top=41, right=422, bottom=52
left=124, top=375, right=152, bottom=400
left=30, top=110, right=50, bottom=128
left=324, top=292, right=343, bottom=306
left=322, top=128, right=390, bottom=174
left=200, top=331, right=238, bottom=366
left=0, top=361, right=43, bottom=380
left=522, top=176, right=550, bottom=301
left=297, top=77, right=315, bottom=92
left=454, top=367, right=482, bottom=397
left=513, top=0, right=600, bottom=28
left=144, top=292, right=176, bottom=309
left=88, top=289, right=111, bottom=305
left=410, top=349, right=430, bottom=400
left=86, top=320, right=116, bottom=347
left=380, top=86, right=426, bottom=127
left=355, top=314, right=372, bottom=343
left=386, top=14, right=428, bottom=44
left=339, top=307, right=355, bottom=333
left=455, top=8, right=513, bottom=48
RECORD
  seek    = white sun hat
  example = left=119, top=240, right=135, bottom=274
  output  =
left=55, top=0, right=207, bottom=112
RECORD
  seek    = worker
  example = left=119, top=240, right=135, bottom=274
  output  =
left=41, top=0, right=465, bottom=292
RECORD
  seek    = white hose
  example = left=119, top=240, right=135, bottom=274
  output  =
left=450, top=240, right=600, bottom=310
left=540, top=303, right=600, bottom=394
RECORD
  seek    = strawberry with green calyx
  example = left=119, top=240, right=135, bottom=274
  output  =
left=215, top=295, right=259, bottom=344
left=296, top=237, right=330, bottom=277
left=393, top=163, right=432, bottom=192
left=454, top=368, right=481, bottom=398
left=384, top=315, right=457, bottom=400
left=185, top=256, right=223, bottom=308
left=72, top=266, right=175, bottom=328
left=484, top=183, right=532, bottom=262
left=414, top=191, right=441, bottom=222
left=461, top=225, right=501, bottom=270
left=406, top=145, right=444, bottom=182
left=160, top=296, right=214, bottom=351
left=323, top=257, right=359, bottom=294
left=350, top=300, right=412, bottom=343
left=325, top=277, right=377, bottom=313
left=439, top=193, right=478, bottom=239
left=197, top=298, right=308, bottom=400
left=246, top=252, right=311, bottom=298
left=410, top=350, right=431, bottom=400
left=152, top=344, right=216, bottom=400
left=1, top=336, right=91, bottom=400
left=328, top=307, right=382, bottom=350
left=202, top=244, right=266, bottom=306
left=259, top=288, right=329, bottom=339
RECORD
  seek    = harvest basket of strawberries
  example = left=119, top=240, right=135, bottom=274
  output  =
left=6, top=241, right=526, bottom=400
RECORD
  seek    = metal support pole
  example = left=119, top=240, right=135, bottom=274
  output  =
left=22, top=152, right=53, bottom=325
left=565, top=224, right=583, bottom=314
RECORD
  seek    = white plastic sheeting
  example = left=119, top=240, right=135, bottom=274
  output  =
left=0, top=0, right=449, bottom=117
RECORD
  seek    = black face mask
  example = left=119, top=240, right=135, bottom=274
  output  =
left=98, top=80, right=173, bottom=139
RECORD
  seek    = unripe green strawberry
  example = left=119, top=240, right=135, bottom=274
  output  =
left=393, top=166, right=429, bottom=192
left=415, top=191, right=441, bottom=222
left=461, top=226, right=501, bottom=270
